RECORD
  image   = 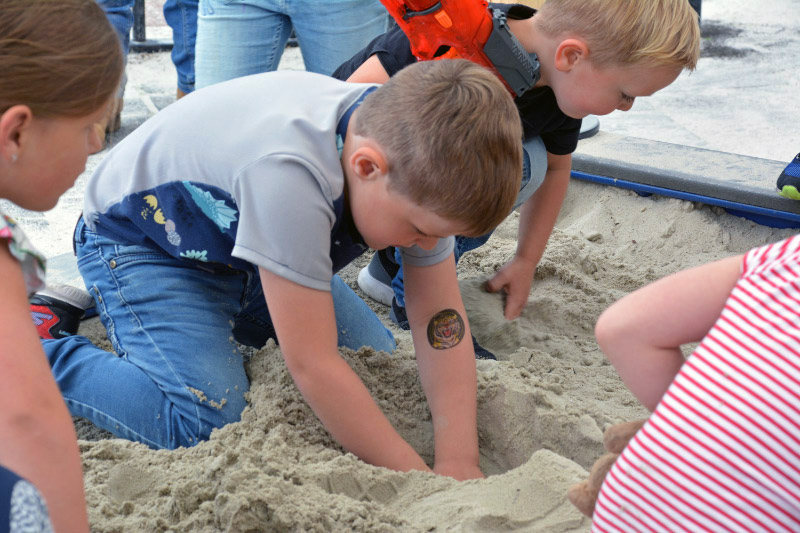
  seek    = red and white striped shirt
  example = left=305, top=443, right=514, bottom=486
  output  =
left=593, top=235, right=800, bottom=533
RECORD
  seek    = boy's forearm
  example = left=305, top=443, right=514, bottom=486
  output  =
left=404, top=260, right=481, bottom=475
left=413, top=333, right=480, bottom=470
left=486, top=160, right=571, bottom=319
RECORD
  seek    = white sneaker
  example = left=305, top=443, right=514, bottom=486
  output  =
left=356, top=250, right=396, bottom=306
left=35, top=283, right=94, bottom=310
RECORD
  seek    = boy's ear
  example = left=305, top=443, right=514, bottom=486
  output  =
left=349, top=142, right=389, bottom=182
left=553, top=38, right=589, bottom=72
left=0, top=105, right=33, bottom=164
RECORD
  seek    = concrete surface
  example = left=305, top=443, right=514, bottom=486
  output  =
left=2, top=0, right=799, bottom=259
left=598, top=0, right=800, bottom=162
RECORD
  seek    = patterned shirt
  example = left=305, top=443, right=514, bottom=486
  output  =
left=0, top=213, right=45, bottom=296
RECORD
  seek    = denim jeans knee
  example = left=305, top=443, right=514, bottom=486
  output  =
left=43, top=219, right=251, bottom=448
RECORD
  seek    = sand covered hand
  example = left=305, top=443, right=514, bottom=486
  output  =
left=567, top=419, right=646, bottom=517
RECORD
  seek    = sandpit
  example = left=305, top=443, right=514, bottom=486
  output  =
left=74, top=179, right=796, bottom=532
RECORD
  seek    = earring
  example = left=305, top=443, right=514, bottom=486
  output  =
left=11, top=153, right=17, bottom=163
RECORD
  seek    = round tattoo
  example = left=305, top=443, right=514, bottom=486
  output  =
left=426, top=309, right=466, bottom=350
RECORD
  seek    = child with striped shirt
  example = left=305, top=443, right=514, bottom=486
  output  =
left=592, top=236, right=800, bottom=532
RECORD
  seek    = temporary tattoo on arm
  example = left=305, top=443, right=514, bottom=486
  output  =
left=426, top=309, right=465, bottom=350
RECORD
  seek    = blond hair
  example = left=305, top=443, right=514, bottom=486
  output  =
left=353, top=59, right=523, bottom=237
left=537, top=0, right=701, bottom=70
left=0, top=0, right=123, bottom=118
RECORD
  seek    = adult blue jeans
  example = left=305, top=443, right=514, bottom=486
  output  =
left=96, top=0, right=198, bottom=94
left=393, top=137, right=548, bottom=307
left=163, top=0, right=199, bottom=93
left=195, top=0, right=389, bottom=88
left=42, top=218, right=394, bottom=450
left=96, top=0, right=133, bottom=97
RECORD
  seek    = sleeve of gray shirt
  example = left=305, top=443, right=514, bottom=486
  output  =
left=398, top=237, right=455, bottom=267
left=231, top=154, right=337, bottom=292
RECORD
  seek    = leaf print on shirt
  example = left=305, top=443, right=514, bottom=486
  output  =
left=182, top=181, right=238, bottom=232
left=180, top=250, right=209, bottom=261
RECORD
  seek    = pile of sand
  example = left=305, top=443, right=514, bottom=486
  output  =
left=76, top=180, right=795, bottom=532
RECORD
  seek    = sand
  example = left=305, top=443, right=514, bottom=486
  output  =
left=72, top=179, right=797, bottom=532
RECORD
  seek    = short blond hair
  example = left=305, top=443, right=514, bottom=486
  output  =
left=353, top=59, right=523, bottom=237
left=537, top=0, right=701, bottom=70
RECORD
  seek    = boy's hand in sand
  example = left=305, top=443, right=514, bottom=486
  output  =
left=484, top=257, right=536, bottom=320
left=486, top=153, right=572, bottom=321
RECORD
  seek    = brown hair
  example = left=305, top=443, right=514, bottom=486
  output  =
left=0, top=0, right=124, bottom=118
left=353, top=59, right=523, bottom=237
left=537, top=0, right=701, bottom=70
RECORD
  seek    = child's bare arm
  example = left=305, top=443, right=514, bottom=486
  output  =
left=259, top=268, right=430, bottom=473
left=403, top=254, right=483, bottom=481
left=486, top=151, right=572, bottom=319
left=0, top=248, right=90, bottom=533
left=595, top=254, right=744, bottom=410
left=345, top=55, right=390, bottom=84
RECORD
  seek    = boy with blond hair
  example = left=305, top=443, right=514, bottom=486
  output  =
left=335, top=0, right=701, bottom=358
left=39, top=59, right=522, bottom=480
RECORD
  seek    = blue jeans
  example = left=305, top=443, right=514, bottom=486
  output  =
left=393, top=137, right=547, bottom=307
left=96, top=0, right=198, bottom=93
left=195, top=0, right=389, bottom=88
left=164, top=0, right=200, bottom=93
left=42, top=219, right=394, bottom=449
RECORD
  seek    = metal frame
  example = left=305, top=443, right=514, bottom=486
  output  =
left=130, top=0, right=173, bottom=53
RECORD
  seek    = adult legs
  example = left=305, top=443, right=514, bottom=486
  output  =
left=163, top=0, right=199, bottom=95
left=95, top=0, right=133, bottom=98
left=195, top=0, right=292, bottom=89
left=288, top=0, right=389, bottom=75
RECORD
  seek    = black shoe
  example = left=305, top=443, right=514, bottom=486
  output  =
left=389, top=297, right=410, bottom=330
left=472, top=335, right=496, bottom=360
left=30, top=283, right=94, bottom=339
